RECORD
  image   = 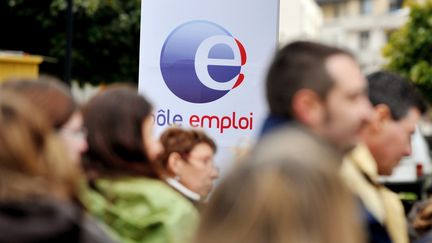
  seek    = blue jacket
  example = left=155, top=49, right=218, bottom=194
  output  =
left=260, top=114, right=292, bottom=138
left=359, top=202, right=393, bottom=243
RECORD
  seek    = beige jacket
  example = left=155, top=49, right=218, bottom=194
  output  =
left=341, top=144, right=408, bottom=243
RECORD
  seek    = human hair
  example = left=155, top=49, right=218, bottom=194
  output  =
left=0, top=91, right=80, bottom=202
left=195, top=157, right=365, bottom=243
left=83, top=85, right=154, bottom=178
left=1, top=76, right=77, bottom=129
left=266, top=41, right=353, bottom=118
left=156, top=127, right=216, bottom=170
left=367, top=71, right=427, bottom=120
left=195, top=124, right=364, bottom=243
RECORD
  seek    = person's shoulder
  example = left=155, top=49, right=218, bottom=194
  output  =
left=0, top=199, right=92, bottom=243
left=254, top=123, right=342, bottom=166
left=97, top=177, right=197, bottom=211
left=87, top=178, right=199, bottom=243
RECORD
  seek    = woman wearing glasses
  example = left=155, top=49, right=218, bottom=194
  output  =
left=1, top=76, right=88, bottom=165
left=156, top=128, right=220, bottom=204
left=0, top=91, right=114, bottom=243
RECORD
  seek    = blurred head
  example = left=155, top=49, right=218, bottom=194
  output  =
left=157, top=128, right=219, bottom=198
left=83, top=85, right=162, bottom=178
left=195, top=157, right=365, bottom=243
left=1, top=77, right=87, bottom=164
left=253, top=125, right=343, bottom=167
left=266, top=41, right=373, bottom=153
left=362, top=71, right=427, bottom=175
left=0, top=91, right=80, bottom=202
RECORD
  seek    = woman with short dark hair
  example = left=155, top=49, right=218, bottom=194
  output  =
left=156, top=127, right=219, bottom=203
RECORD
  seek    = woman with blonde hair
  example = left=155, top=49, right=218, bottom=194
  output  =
left=0, top=91, right=114, bottom=243
left=196, top=157, right=365, bottom=243
left=195, top=126, right=366, bottom=243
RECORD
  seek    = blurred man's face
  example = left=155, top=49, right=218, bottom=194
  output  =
left=319, top=54, right=373, bottom=153
left=373, top=108, right=420, bottom=175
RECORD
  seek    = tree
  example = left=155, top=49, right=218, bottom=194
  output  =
left=0, top=0, right=141, bottom=84
left=383, top=0, right=432, bottom=103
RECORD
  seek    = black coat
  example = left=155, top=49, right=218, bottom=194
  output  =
left=0, top=199, right=117, bottom=243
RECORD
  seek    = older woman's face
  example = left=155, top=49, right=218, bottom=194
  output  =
left=58, top=111, right=88, bottom=164
left=178, top=143, right=219, bottom=198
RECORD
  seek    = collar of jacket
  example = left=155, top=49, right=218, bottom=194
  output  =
left=259, top=114, right=292, bottom=138
left=347, top=144, right=381, bottom=186
left=166, top=177, right=201, bottom=202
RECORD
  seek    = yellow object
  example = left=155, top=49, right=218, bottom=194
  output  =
left=341, top=144, right=409, bottom=243
left=0, top=55, right=43, bottom=83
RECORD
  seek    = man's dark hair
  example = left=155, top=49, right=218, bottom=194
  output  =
left=367, top=71, right=427, bottom=120
left=266, top=41, right=353, bottom=118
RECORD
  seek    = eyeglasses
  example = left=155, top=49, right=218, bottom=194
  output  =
left=183, top=154, right=218, bottom=170
left=58, top=127, right=88, bottom=139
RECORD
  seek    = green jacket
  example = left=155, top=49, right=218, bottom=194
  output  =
left=83, top=177, right=199, bottom=243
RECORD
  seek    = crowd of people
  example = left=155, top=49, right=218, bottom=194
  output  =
left=0, top=40, right=431, bottom=243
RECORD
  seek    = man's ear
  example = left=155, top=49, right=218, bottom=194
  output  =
left=167, top=152, right=183, bottom=176
left=370, top=104, right=391, bottom=133
left=292, top=89, right=324, bottom=127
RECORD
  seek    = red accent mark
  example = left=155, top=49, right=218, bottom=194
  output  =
left=235, top=38, right=247, bottom=65
left=232, top=74, right=244, bottom=89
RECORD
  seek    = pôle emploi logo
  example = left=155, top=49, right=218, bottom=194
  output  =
left=160, top=20, right=247, bottom=104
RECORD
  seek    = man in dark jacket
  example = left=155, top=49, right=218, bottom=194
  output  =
left=261, top=41, right=372, bottom=154
left=258, top=41, right=392, bottom=243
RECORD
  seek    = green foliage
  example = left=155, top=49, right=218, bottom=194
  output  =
left=383, top=0, right=432, bottom=103
left=0, top=0, right=141, bottom=84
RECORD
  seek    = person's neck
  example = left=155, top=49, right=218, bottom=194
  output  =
left=302, top=125, right=346, bottom=163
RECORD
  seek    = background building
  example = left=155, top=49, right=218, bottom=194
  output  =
left=316, top=0, right=408, bottom=73
left=279, top=0, right=323, bottom=45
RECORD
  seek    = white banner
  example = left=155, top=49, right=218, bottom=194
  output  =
left=139, top=0, right=279, bottom=170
